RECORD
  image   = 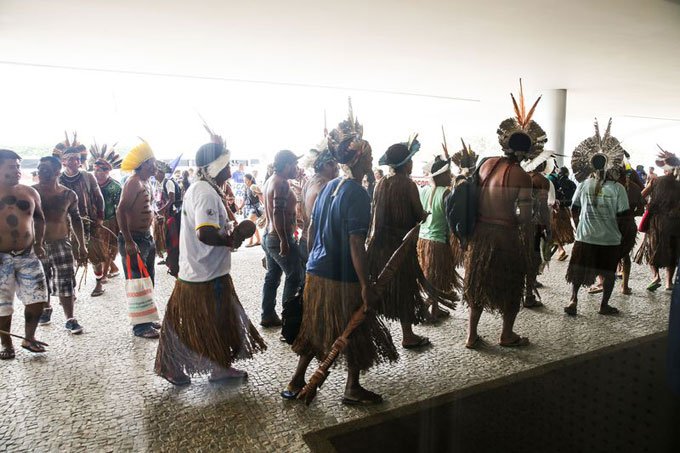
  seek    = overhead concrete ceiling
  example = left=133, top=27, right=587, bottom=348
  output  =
left=1, top=0, right=679, bottom=161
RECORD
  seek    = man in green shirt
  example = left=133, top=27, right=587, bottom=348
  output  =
left=417, top=156, right=460, bottom=321
left=91, top=151, right=122, bottom=296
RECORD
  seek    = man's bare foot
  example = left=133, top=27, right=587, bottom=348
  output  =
left=622, top=286, right=633, bottom=295
left=209, top=367, right=248, bottom=382
left=21, top=340, right=45, bottom=353
left=465, top=334, right=481, bottom=349
left=342, top=386, right=383, bottom=405
left=402, top=334, right=431, bottom=349
left=91, top=281, right=105, bottom=297
left=564, top=301, right=578, bottom=316
left=499, top=333, right=530, bottom=347
left=160, top=371, right=191, bottom=386
left=0, top=346, right=15, bottom=360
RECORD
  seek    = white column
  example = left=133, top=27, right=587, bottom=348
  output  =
left=535, top=89, right=567, bottom=166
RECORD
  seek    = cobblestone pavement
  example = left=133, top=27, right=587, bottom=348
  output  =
left=0, top=244, right=671, bottom=452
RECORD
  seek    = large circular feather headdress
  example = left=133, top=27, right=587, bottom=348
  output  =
left=497, top=79, right=547, bottom=160
left=327, top=97, right=368, bottom=169
left=571, top=118, right=626, bottom=182
left=451, top=137, right=479, bottom=175
left=88, top=141, right=122, bottom=171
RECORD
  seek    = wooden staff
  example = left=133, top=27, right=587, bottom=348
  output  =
left=298, top=223, right=422, bottom=405
left=0, top=330, right=49, bottom=347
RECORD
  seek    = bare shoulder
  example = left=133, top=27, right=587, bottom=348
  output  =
left=17, top=184, right=39, bottom=199
left=509, top=164, right=532, bottom=187
left=479, top=156, right=501, bottom=178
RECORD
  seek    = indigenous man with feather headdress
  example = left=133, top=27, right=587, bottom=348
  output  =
left=155, top=136, right=265, bottom=386
left=416, top=135, right=461, bottom=321
left=56, top=134, right=105, bottom=272
left=463, top=81, right=541, bottom=349
left=117, top=141, right=160, bottom=339
left=564, top=119, right=629, bottom=316
left=286, top=121, right=398, bottom=405
left=449, top=138, right=479, bottom=268
left=368, top=133, right=456, bottom=348
left=641, top=148, right=680, bottom=291
left=89, top=143, right=123, bottom=297
left=299, top=138, right=339, bottom=264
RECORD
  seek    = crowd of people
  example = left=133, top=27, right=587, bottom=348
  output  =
left=1, top=88, right=679, bottom=407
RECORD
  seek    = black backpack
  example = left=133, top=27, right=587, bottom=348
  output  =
left=445, top=157, right=498, bottom=246
left=162, top=178, right=183, bottom=212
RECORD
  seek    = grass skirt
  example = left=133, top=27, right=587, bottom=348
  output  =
left=566, top=241, right=620, bottom=287
left=634, top=235, right=650, bottom=265
left=463, top=222, right=531, bottom=314
left=551, top=207, right=574, bottom=246
left=618, top=217, right=638, bottom=259
left=153, top=216, right=167, bottom=258
left=368, top=230, right=430, bottom=324
left=647, top=215, right=680, bottom=269
left=87, top=218, right=119, bottom=266
left=292, top=274, right=398, bottom=372
left=449, top=234, right=466, bottom=268
left=417, top=238, right=461, bottom=294
left=155, top=274, right=267, bottom=376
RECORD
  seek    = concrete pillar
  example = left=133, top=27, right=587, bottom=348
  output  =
left=535, top=89, right=567, bottom=166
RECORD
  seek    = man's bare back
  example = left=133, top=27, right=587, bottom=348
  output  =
left=33, top=184, right=79, bottom=243
left=0, top=185, right=41, bottom=253
left=264, top=174, right=297, bottom=236
left=120, top=175, right=153, bottom=234
left=302, top=174, right=330, bottom=234
left=477, top=157, right=532, bottom=225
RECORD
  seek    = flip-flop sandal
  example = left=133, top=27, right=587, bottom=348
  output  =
left=342, top=390, right=383, bottom=406
left=666, top=286, right=674, bottom=291
left=523, top=299, right=544, bottom=308
left=557, top=253, right=569, bottom=262
left=499, top=336, right=530, bottom=348
left=598, top=306, right=620, bottom=315
left=0, top=347, right=15, bottom=360
left=21, top=342, right=46, bottom=353
left=90, top=289, right=105, bottom=297
left=280, top=387, right=304, bottom=400
left=160, top=373, right=191, bottom=386
left=588, top=286, right=603, bottom=294
left=402, top=336, right=431, bottom=349
left=647, top=281, right=662, bottom=292
left=564, top=305, right=578, bottom=316
left=465, top=335, right=482, bottom=350
left=107, top=272, right=120, bottom=278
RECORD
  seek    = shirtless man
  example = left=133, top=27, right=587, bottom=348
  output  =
left=34, top=156, right=87, bottom=333
left=260, top=150, right=303, bottom=327
left=463, top=133, right=533, bottom=348
left=300, top=149, right=338, bottom=263
left=0, top=149, right=48, bottom=359
left=117, top=144, right=158, bottom=339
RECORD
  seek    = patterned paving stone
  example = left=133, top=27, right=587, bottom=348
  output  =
left=0, top=244, right=670, bottom=452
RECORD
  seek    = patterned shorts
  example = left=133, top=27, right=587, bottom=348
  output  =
left=0, top=249, right=48, bottom=316
left=41, top=239, right=76, bottom=298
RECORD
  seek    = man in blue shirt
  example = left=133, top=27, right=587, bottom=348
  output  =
left=284, top=133, right=398, bottom=406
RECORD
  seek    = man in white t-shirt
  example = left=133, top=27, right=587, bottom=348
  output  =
left=565, top=155, right=630, bottom=316
left=155, top=140, right=266, bottom=386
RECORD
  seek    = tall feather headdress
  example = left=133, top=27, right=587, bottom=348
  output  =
left=327, top=97, right=366, bottom=166
left=496, top=79, right=547, bottom=159
left=53, top=131, right=82, bottom=158
left=88, top=141, right=122, bottom=171
left=571, top=118, right=626, bottom=182
left=451, top=138, right=479, bottom=173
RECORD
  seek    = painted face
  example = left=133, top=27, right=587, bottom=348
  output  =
left=0, top=159, right=21, bottom=186
left=37, top=160, right=59, bottom=182
left=94, top=166, right=110, bottom=184
left=62, top=154, right=81, bottom=173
